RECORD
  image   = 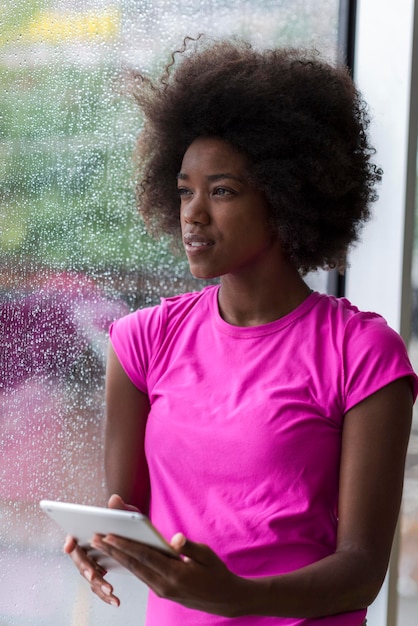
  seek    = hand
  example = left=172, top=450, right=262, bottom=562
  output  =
left=90, top=531, right=252, bottom=616
left=63, top=494, right=140, bottom=607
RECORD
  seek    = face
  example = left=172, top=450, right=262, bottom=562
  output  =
left=178, top=136, right=275, bottom=279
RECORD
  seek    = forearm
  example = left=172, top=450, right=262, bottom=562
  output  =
left=234, top=550, right=383, bottom=619
left=234, top=379, right=412, bottom=620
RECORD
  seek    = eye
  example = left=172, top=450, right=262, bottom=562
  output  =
left=177, top=187, right=192, bottom=197
left=213, top=187, right=234, bottom=196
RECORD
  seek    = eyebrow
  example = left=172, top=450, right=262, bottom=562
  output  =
left=176, top=172, right=246, bottom=183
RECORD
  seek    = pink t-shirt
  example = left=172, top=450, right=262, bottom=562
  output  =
left=110, top=286, right=418, bottom=626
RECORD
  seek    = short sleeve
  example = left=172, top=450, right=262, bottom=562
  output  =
left=109, top=303, right=166, bottom=393
left=343, top=312, right=418, bottom=412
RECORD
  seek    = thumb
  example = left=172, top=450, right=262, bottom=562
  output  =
left=107, top=493, right=140, bottom=512
left=170, top=533, right=218, bottom=565
left=63, top=534, right=77, bottom=553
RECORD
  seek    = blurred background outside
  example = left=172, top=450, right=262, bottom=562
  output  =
left=0, top=1, right=417, bottom=624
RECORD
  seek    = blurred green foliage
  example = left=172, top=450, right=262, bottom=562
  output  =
left=0, top=1, right=185, bottom=277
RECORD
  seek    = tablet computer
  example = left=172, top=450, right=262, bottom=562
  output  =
left=40, top=499, right=178, bottom=573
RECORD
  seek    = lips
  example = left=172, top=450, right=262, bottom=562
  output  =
left=183, top=233, right=214, bottom=253
left=187, top=241, right=212, bottom=248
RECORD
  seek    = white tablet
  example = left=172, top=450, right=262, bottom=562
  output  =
left=40, top=499, right=178, bottom=573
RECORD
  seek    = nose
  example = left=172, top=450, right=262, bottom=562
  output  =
left=180, top=193, right=210, bottom=225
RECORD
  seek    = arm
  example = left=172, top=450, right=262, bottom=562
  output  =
left=242, top=375, right=413, bottom=617
left=90, top=376, right=413, bottom=617
left=104, top=342, right=151, bottom=512
left=64, top=342, right=151, bottom=606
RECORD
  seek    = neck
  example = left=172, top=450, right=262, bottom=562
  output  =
left=218, top=259, right=311, bottom=327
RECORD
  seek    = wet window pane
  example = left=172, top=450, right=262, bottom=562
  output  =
left=0, top=1, right=338, bottom=624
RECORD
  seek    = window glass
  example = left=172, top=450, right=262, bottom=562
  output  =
left=0, top=1, right=338, bottom=623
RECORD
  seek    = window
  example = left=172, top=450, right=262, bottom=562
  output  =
left=0, top=1, right=339, bottom=624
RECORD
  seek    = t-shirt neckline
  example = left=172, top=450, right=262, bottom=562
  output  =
left=209, top=285, right=322, bottom=338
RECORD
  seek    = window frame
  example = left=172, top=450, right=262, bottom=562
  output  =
left=346, top=1, right=418, bottom=624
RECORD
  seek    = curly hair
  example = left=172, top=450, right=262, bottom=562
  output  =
left=131, top=37, right=382, bottom=274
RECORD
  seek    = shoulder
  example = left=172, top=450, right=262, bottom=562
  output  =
left=160, top=284, right=216, bottom=324
left=312, top=291, right=375, bottom=321
left=110, top=285, right=216, bottom=343
left=107, top=286, right=217, bottom=391
left=312, top=292, right=401, bottom=340
left=308, top=293, right=418, bottom=408
left=319, top=294, right=409, bottom=352
left=320, top=294, right=418, bottom=407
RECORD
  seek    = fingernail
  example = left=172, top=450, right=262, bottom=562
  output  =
left=101, top=584, right=111, bottom=596
left=171, top=532, right=186, bottom=547
left=110, top=598, right=119, bottom=607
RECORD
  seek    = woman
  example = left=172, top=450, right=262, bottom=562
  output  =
left=65, top=39, right=417, bottom=625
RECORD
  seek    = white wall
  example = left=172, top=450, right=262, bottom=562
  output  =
left=347, top=0, right=418, bottom=339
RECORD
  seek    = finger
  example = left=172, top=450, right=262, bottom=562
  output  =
left=76, top=546, right=119, bottom=606
left=171, top=535, right=218, bottom=566
left=86, top=572, right=120, bottom=608
left=63, top=534, right=77, bottom=553
left=85, top=545, right=108, bottom=576
left=64, top=536, right=120, bottom=606
left=93, top=561, right=108, bottom=577
left=92, top=535, right=171, bottom=583
left=170, top=533, right=193, bottom=563
left=64, top=536, right=107, bottom=576
left=71, top=543, right=100, bottom=578
left=170, top=532, right=187, bottom=553
left=67, top=542, right=107, bottom=584
left=107, top=493, right=140, bottom=512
